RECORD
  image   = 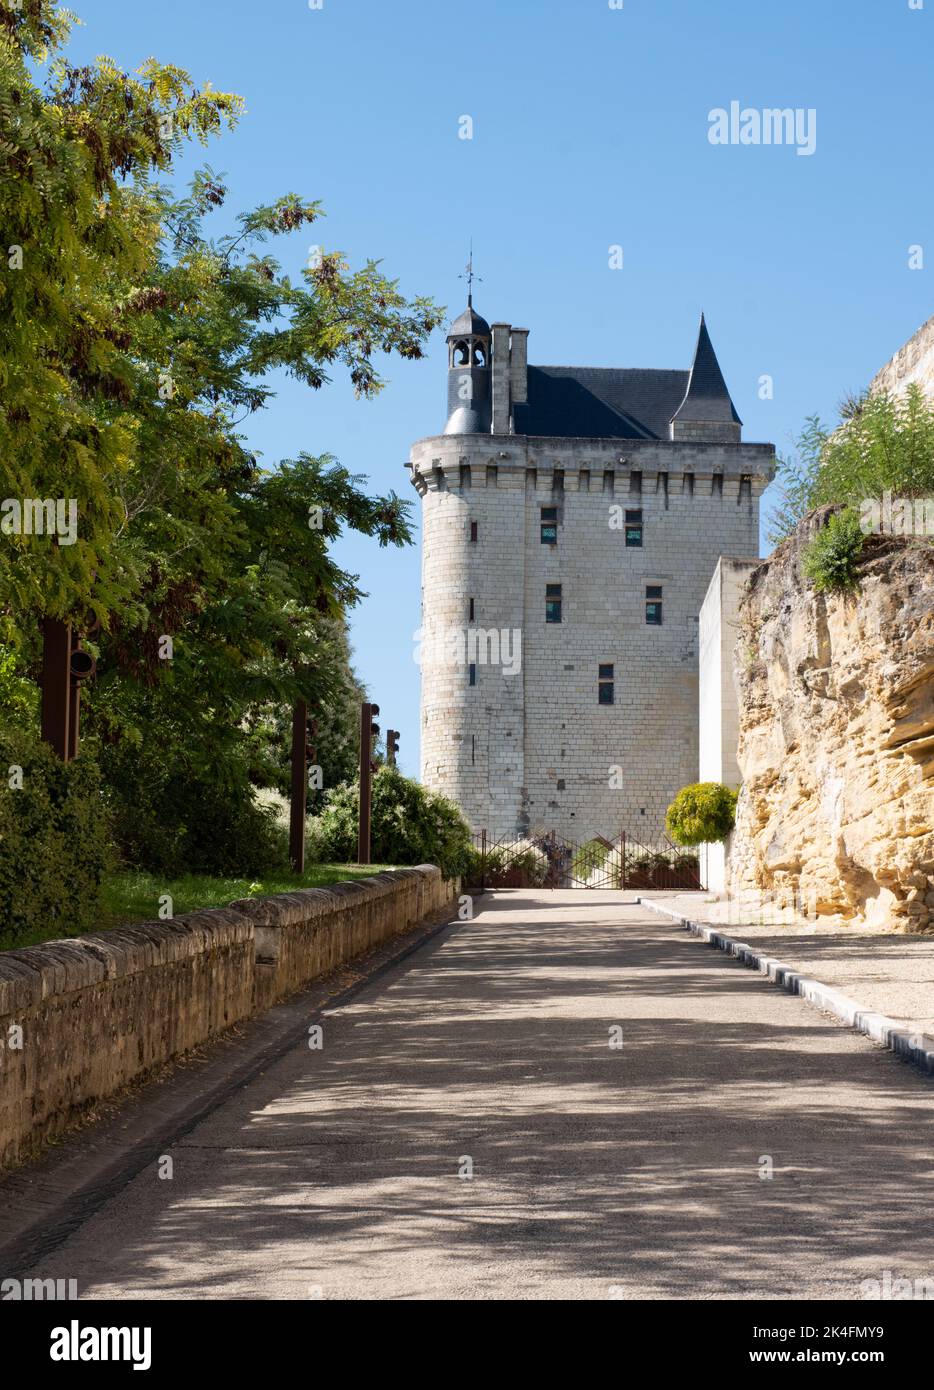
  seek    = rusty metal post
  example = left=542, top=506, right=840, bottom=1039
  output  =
left=66, top=681, right=80, bottom=762
left=66, top=632, right=95, bottom=761
left=289, top=698, right=308, bottom=875
left=40, top=618, right=72, bottom=761
left=480, top=829, right=487, bottom=892
left=357, top=701, right=377, bottom=865
left=621, top=830, right=627, bottom=891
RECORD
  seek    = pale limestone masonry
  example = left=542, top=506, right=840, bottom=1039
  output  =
left=697, top=558, right=760, bottom=891
left=410, top=305, right=775, bottom=841
left=870, top=312, right=934, bottom=400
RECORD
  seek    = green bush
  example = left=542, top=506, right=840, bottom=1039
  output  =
left=312, top=766, right=473, bottom=878
left=572, top=839, right=611, bottom=880
left=0, top=731, right=115, bottom=945
left=802, top=508, right=865, bottom=594
left=665, top=782, right=737, bottom=847
left=100, top=737, right=283, bottom=878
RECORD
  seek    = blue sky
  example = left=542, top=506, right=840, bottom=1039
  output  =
left=62, top=0, right=933, bottom=776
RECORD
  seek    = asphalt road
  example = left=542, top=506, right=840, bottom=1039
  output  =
left=17, top=891, right=934, bottom=1300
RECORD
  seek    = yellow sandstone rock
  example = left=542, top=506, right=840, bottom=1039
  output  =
left=729, top=522, right=934, bottom=931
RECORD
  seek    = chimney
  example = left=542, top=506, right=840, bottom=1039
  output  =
left=491, top=323, right=512, bottom=434
left=509, top=328, right=528, bottom=405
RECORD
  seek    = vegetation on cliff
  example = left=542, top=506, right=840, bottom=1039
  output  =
left=771, top=386, right=934, bottom=592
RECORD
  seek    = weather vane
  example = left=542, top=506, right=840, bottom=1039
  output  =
left=459, top=239, right=482, bottom=306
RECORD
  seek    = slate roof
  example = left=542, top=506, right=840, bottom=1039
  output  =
left=511, top=316, right=740, bottom=440
left=670, top=314, right=742, bottom=426
left=512, top=366, right=691, bottom=440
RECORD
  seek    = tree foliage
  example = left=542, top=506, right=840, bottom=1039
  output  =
left=0, top=2, right=444, bottom=882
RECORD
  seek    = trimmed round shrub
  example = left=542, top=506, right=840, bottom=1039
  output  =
left=665, top=782, right=737, bottom=846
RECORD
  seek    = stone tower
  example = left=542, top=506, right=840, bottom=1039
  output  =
left=409, top=304, right=775, bottom=843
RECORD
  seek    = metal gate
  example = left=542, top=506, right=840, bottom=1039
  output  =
left=472, top=832, right=706, bottom=891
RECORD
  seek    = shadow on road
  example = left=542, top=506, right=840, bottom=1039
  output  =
left=19, top=892, right=934, bottom=1300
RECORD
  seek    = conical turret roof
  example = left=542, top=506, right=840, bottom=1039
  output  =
left=670, top=314, right=742, bottom=425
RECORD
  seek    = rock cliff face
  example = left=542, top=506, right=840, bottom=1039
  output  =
left=729, top=521, right=934, bottom=930
left=870, top=311, right=934, bottom=401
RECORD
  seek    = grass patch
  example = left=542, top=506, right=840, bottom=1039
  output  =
left=0, top=863, right=396, bottom=951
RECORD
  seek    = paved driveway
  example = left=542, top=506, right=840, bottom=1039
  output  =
left=19, top=891, right=934, bottom=1299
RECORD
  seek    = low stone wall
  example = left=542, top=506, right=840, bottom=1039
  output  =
left=235, top=867, right=452, bottom=1012
left=0, top=865, right=456, bottom=1168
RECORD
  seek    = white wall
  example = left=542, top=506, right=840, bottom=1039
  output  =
left=698, top=556, right=760, bottom=891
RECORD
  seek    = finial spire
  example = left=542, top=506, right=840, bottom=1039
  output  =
left=459, top=239, right=481, bottom=307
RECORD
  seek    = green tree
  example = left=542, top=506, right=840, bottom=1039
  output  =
left=0, top=3, right=244, bottom=629
left=0, top=2, right=444, bottom=880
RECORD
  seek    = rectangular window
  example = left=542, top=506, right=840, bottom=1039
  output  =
left=468, top=663, right=476, bottom=687
left=598, top=663, right=614, bottom=705
left=468, top=597, right=475, bottom=621
left=460, top=464, right=471, bottom=489
left=470, top=520, right=478, bottom=542
left=545, top=583, right=562, bottom=624
left=540, top=506, right=558, bottom=545
left=646, top=584, right=663, bottom=625
left=625, top=508, right=643, bottom=547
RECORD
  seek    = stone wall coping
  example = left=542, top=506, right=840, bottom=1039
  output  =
left=228, top=865, right=443, bottom=928
left=0, top=910, right=253, bottom=1014
left=0, top=867, right=448, bottom=1013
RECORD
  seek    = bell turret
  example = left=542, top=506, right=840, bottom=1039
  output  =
left=444, top=297, right=492, bottom=434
